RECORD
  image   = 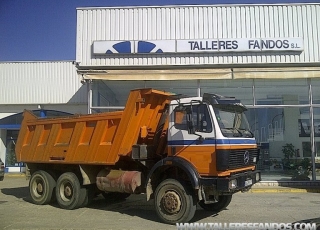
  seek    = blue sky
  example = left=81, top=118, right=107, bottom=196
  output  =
left=0, top=0, right=319, bottom=61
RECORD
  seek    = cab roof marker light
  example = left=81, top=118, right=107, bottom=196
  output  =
left=203, top=93, right=247, bottom=113
left=203, top=93, right=242, bottom=105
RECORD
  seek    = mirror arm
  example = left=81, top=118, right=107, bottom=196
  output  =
left=194, top=133, right=204, bottom=143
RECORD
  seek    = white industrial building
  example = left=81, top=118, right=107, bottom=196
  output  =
left=1, top=3, right=320, bottom=180
left=0, top=61, right=87, bottom=172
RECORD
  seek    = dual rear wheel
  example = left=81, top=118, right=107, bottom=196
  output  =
left=29, top=170, right=93, bottom=209
left=29, top=170, right=56, bottom=205
left=55, top=172, right=83, bottom=209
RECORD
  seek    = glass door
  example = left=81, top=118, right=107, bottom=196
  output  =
left=5, top=130, right=19, bottom=167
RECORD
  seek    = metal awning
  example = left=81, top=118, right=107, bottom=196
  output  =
left=79, top=67, right=320, bottom=80
left=233, top=67, right=320, bottom=79
left=79, top=68, right=232, bottom=80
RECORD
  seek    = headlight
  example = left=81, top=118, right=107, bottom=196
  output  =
left=229, top=179, right=237, bottom=189
left=253, top=157, right=257, bottom=163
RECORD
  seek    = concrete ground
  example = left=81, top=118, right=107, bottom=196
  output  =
left=0, top=175, right=320, bottom=230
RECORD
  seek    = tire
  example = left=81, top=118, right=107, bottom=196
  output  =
left=55, top=172, right=82, bottom=210
left=154, top=179, right=196, bottom=225
left=198, top=195, right=232, bottom=212
left=78, top=185, right=95, bottom=207
left=29, top=170, right=56, bottom=205
left=102, top=192, right=131, bottom=201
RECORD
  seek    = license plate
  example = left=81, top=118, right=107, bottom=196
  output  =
left=245, top=179, right=252, bottom=186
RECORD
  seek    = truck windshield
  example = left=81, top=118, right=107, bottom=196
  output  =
left=215, top=109, right=253, bottom=138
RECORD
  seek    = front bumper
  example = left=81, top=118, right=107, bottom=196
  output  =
left=199, top=170, right=261, bottom=194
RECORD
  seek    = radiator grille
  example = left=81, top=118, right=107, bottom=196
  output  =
left=228, top=148, right=259, bottom=170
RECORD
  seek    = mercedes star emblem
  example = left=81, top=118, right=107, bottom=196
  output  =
left=244, top=151, right=250, bottom=164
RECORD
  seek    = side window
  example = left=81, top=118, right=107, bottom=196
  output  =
left=174, top=104, right=212, bottom=133
left=174, top=109, right=188, bottom=130
left=193, top=104, right=213, bottom=133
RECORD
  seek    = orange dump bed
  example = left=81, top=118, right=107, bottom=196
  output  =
left=15, top=89, right=172, bottom=165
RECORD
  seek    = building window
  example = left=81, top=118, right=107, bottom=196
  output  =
left=5, top=130, right=19, bottom=167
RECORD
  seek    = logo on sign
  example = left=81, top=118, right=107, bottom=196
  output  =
left=106, top=41, right=132, bottom=54
left=93, top=40, right=175, bottom=54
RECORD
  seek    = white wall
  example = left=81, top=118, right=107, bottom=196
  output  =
left=0, top=104, right=87, bottom=117
left=77, top=4, right=320, bottom=67
left=0, top=61, right=87, bottom=105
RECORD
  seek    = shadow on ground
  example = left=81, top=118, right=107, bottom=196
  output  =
left=85, top=195, right=220, bottom=224
left=0, top=186, right=219, bottom=224
left=1, top=186, right=30, bottom=200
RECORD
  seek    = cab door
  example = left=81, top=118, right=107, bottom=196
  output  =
left=168, top=103, right=217, bottom=175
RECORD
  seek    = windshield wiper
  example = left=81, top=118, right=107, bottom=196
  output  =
left=239, top=128, right=254, bottom=138
left=224, top=128, right=243, bottom=137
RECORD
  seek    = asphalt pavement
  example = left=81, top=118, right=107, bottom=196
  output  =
left=0, top=175, right=319, bottom=230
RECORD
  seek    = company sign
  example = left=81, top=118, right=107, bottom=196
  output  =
left=93, top=38, right=303, bottom=55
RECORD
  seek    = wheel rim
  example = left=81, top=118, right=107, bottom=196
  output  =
left=59, top=181, right=74, bottom=202
left=32, top=177, right=45, bottom=198
left=161, top=190, right=182, bottom=214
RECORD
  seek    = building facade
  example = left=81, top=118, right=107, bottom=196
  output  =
left=0, top=61, right=87, bottom=172
left=75, top=4, right=320, bottom=181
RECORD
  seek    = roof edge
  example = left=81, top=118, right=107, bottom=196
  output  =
left=76, top=3, right=320, bottom=10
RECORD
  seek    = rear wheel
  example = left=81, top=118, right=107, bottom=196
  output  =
left=29, top=170, right=56, bottom=205
left=78, top=185, right=96, bottom=207
left=198, top=195, right=232, bottom=212
left=55, top=172, right=82, bottom=210
left=154, top=179, right=196, bottom=225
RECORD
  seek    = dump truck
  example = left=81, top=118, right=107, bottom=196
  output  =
left=15, top=88, right=260, bottom=224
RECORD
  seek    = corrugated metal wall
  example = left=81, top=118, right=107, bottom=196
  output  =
left=76, top=4, right=320, bottom=67
left=0, top=61, right=87, bottom=104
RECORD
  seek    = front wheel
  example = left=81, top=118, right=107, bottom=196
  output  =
left=55, top=172, right=82, bottom=210
left=198, top=195, right=232, bottom=212
left=154, top=179, right=196, bottom=225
